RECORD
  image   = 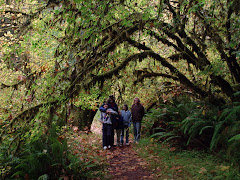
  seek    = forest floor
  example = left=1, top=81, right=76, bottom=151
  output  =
left=67, top=119, right=239, bottom=180
left=90, top=116, right=155, bottom=179
left=104, top=143, right=155, bottom=180
left=69, top=119, right=156, bottom=179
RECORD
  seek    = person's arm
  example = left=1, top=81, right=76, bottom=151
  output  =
left=131, top=105, right=134, bottom=122
left=128, top=112, right=132, bottom=127
left=107, top=109, right=118, bottom=115
left=107, top=108, right=118, bottom=114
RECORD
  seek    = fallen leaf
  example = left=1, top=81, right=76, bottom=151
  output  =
left=220, top=165, right=230, bottom=171
left=199, top=167, right=207, bottom=174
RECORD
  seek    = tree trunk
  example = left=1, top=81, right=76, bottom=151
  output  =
left=70, top=104, right=97, bottom=130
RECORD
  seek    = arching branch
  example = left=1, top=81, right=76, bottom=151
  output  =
left=87, top=51, right=149, bottom=87
left=146, top=30, right=198, bottom=66
left=0, top=81, right=24, bottom=90
left=125, top=38, right=209, bottom=98
left=65, top=22, right=142, bottom=97
left=134, top=71, right=179, bottom=85
left=0, top=100, right=59, bottom=142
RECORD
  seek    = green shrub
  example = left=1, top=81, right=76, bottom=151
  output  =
left=1, top=123, right=98, bottom=179
left=144, top=96, right=240, bottom=166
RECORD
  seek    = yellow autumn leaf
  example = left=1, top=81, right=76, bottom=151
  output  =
left=220, top=165, right=230, bottom=171
left=202, top=110, right=206, bottom=115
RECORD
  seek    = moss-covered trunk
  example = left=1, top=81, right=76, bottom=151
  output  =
left=70, top=104, right=97, bottom=130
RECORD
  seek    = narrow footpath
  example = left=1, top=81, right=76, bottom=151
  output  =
left=105, top=144, right=155, bottom=180
left=90, top=120, right=155, bottom=179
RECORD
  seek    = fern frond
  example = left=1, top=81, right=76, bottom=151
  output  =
left=162, top=135, right=181, bottom=144
left=210, top=122, right=224, bottom=150
left=150, top=132, right=167, bottom=138
left=38, top=174, right=49, bottom=180
left=228, top=134, right=240, bottom=142
left=199, top=126, right=213, bottom=135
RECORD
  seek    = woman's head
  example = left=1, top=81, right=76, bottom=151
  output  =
left=123, top=104, right=128, bottom=111
left=103, top=102, right=108, bottom=109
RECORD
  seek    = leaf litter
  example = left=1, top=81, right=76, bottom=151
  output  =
left=67, top=127, right=155, bottom=179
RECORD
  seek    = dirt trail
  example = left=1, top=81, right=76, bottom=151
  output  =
left=90, top=119, right=154, bottom=179
left=105, top=144, right=155, bottom=180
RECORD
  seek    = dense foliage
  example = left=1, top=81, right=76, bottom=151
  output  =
left=143, top=95, right=240, bottom=166
left=0, top=0, right=239, bottom=178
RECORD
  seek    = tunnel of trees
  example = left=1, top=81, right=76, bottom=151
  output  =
left=0, top=0, right=239, bottom=178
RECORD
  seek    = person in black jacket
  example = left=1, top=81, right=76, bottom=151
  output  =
left=116, top=114, right=124, bottom=146
left=99, top=102, right=118, bottom=150
left=99, top=95, right=118, bottom=146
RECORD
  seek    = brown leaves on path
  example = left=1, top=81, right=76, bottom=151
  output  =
left=67, top=124, right=155, bottom=179
left=104, top=145, right=155, bottom=180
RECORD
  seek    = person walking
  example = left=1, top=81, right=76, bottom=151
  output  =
left=120, top=104, right=131, bottom=146
left=107, top=95, right=118, bottom=146
left=116, top=113, right=124, bottom=146
left=99, top=102, right=118, bottom=150
left=99, top=95, right=118, bottom=147
left=131, top=98, right=144, bottom=143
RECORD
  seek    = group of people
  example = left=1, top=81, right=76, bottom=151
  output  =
left=99, top=95, right=145, bottom=150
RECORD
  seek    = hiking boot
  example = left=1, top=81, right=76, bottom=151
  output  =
left=108, top=145, right=111, bottom=149
left=103, top=146, right=107, bottom=150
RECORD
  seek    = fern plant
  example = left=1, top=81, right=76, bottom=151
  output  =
left=2, top=123, right=85, bottom=179
left=146, top=98, right=220, bottom=148
left=210, top=104, right=240, bottom=150
left=180, top=102, right=219, bottom=146
left=9, top=125, right=66, bottom=179
left=145, top=95, right=240, bottom=166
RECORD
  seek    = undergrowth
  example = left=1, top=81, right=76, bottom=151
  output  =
left=135, top=138, right=240, bottom=180
left=66, top=129, right=107, bottom=179
left=0, top=124, right=106, bottom=180
left=142, top=95, right=240, bottom=166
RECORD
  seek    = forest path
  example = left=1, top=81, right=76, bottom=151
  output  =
left=105, top=144, right=155, bottom=180
left=90, top=118, right=155, bottom=179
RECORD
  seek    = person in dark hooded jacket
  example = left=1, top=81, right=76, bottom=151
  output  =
left=116, top=114, right=124, bottom=146
left=99, top=102, right=118, bottom=149
left=99, top=95, right=118, bottom=146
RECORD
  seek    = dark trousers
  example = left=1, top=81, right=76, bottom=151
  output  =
left=102, top=124, right=112, bottom=147
left=110, top=115, right=117, bottom=146
left=111, top=128, right=114, bottom=146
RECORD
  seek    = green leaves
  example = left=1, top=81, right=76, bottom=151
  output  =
left=121, top=19, right=133, bottom=27
left=228, top=134, right=240, bottom=142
